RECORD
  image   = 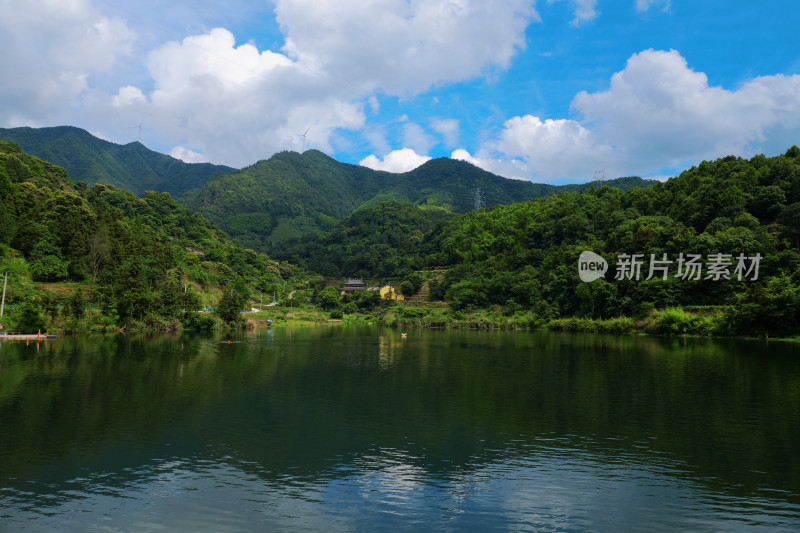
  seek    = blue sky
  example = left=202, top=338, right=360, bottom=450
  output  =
left=2, top=1, right=799, bottom=183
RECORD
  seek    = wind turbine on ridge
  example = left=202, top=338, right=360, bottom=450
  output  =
left=299, top=127, right=309, bottom=153
left=129, top=121, right=143, bottom=143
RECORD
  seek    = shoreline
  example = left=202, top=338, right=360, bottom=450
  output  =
left=7, top=306, right=798, bottom=343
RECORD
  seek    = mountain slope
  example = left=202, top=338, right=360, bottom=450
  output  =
left=0, top=126, right=233, bottom=197
left=417, top=147, right=800, bottom=335
left=0, top=140, right=285, bottom=330
left=181, top=149, right=656, bottom=250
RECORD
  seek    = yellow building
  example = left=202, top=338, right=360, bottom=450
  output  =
left=379, top=285, right=404, bottom=301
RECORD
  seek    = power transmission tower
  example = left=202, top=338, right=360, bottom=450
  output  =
left=474, top=187, right=483, bottom=211
left=594, top=170, right=605, bottom=181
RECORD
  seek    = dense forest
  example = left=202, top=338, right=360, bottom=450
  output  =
left=0, top=140, right=292, bottom=333
left=1, top=127, right=799, bottom=338
left=271, top=201, right=453, bottom=278
left=0, top=126, right=233, bottom=197
left=180, top=149, right=653, bottom=250
left=0, top=127, right=655, bottom=254
left=278, top=148, right=800, bottom=337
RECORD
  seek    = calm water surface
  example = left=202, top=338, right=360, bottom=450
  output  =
left=1, top=327, right=799, bottom=531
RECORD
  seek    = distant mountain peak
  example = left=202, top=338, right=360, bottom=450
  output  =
left=0, top=125, right=234, bottom=197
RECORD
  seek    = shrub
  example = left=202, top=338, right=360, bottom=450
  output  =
left=397, top=306, right=429, bottom=319
left=317, top=287, right=341, bottom=310
left=15, top=302, right=47, bottom=333
left=183, top=312, right=217, bottom=331
left=598, top=317, right=635, bottom=334
left=30, top=255, right=68, bottom=282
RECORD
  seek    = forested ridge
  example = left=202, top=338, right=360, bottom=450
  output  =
left=0, top=126, right=233, bottom=197
left=279, top=148, right=800, bottom=337
left=1, top=132, right=799, bottom=338
left=0, top=127, right=655, bottom=255
left=180, top=149, right=653, bottom=250
left=0, top=140, right=291, bottom=333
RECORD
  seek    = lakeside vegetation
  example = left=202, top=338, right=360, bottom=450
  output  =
left=1, top=132, right=799, bottom=339
left=0, top=140, right=311, bottom=334
left=273, top=147, right=800, bottom=339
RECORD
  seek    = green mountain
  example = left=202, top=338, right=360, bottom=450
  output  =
left=181, top=149, right=655, bottom=251
left=420, top=148, right=800, bottom=336
left=278, top=146, right=800, bottom=337
left=0, top=126, right=233, bottom=197
left=0, top=140, right=284, bottom=331
left=272, top=200, right=454, bottom=278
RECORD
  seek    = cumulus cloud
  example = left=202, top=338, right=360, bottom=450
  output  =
left=0, top=0, right=134, bottom=125
left=170, top=146, right=207, bottom=163
left=107, top=27, right=366, bottom=166
left=360, top=148, right=431, bottom=173
left=569, top=0, right=599, bottom=26
left=1, top=0, right=541, bottom=168
left=451, top=149, right=531, bottom=180
left=86, top=0, right=539, bottom=167
left=493, top=114, right=615, bottom=179
left=112, top=86, right=146, bottom=107
left=462, top=49, right=800, bottom=182
left=572, top=49, right=800, bottom=169
left=275, top=0, right=539, bottom=95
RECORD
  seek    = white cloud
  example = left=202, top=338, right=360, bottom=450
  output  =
left=462, top=49, right=800, bottom=182
left=401, top=122, right=437, bottom=155
left=275, top=0, right=539, bottom=96
left=112, top=86, right=146, bottom=107
left=451, top=149, right=530, bottom=180
left=635, top=0, right=671, bottom=13
left=549, top=0, right=599, bottom=26
left=360, top=148, right=431, bottom=173
left=493, top=114, right=615, bottom=179
left=430, top=118, right=460, bottom=149
left=1, top=0, right=541, bottom=168
left=569, top=0, right=599, bottom=26
left=102, top=27, right=366, bottom=166
left=170, top=146, right=207, bottom=163
left=0, top=0, right=134, bottom=125
left=572, top=49, right=800, bottom=170
left=82, top=0, right=539, bottom=167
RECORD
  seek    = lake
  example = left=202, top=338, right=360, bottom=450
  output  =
left=1, top=327, right=799, bottom=531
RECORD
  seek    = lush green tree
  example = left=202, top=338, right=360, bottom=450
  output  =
left=38, top=292, right=61, bottom=320
left=356, top=289, right=381, bottom=312
left=576, top=280, right=617, bottom=319
left=724, top=276, right=800, bottom=336
left=779, top=203, right=800, bottom=252
left=316, top=286, right=341, bottom=310
left=15, top=302, right=47, bottom=333
left=30, top=255, right=69, bottom=282
left=67, top=289, right=86, bottom=320
left=216, top=291, right=245, bottom=324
